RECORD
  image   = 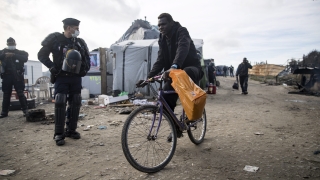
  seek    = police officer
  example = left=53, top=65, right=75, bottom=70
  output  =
left=38, top=18, right=90, bottom=146
left=0, top=37, right=28, bottom=118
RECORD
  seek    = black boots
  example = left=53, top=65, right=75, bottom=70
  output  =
left=54, top=93, right=67, bottom=146
left=0, top=92, right=10, bottom=118
left=0, top=113, right=8, bottom=118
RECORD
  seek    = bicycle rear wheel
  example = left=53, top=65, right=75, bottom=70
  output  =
left=121, top=105, right=177, bottom=173
left=187, top=108, right=207, bottom=145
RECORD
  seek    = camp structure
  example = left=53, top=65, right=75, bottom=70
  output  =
left=109, top=39, right=204, bottom=95
left=81, top=50, right=113, bottom=95
left=249, top=64, right=286, bottom=76
left=116, top=19, right=160, bottom=43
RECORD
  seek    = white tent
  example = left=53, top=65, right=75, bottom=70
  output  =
left=110, top=39, right=204, bottom=95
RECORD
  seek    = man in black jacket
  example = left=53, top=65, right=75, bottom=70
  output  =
left=229, top=65, right=234, bottom=77
left=207, top=59, right=216, bottom=85
left=145, top=13, right=203, bottom=112
left=0, top=38, right=29, bottom=118
left=223, top=66, right=228, bottom=77
left=236, top=57, right=252, bottom=94
left=38, top=18, right=90, bottom=146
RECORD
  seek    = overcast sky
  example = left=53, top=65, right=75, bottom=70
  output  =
left=1, top=0, right=319, bottom=71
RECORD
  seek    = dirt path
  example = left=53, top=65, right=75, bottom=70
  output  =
left=0, top=76, right=319, bottom=180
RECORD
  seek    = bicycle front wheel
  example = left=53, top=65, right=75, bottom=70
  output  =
left=187, top=108, right=207, bottom=145
left=121, top=105, right=177, bottom=173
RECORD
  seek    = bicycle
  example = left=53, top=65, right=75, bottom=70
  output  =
left=121, top=73, right=207, bottom=173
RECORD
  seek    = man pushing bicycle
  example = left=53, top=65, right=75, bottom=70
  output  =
left=138, top=13, right=203, bottom=112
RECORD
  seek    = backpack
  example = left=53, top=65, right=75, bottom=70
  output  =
left=237, top=64, right=247, bottom=76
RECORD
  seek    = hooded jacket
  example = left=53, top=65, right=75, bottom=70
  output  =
left=236, top=62, right=252, bottom=76
left=148, top=22, right=203, bottom=78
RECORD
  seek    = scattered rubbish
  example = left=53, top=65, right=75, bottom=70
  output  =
left=99, top=143, right=105, bottom=146
left=254, top=132, right=264, bottom=135
left=87, top=100, right=94, bottom=105
left=27, top=109, right=46, bottom=122
left=243, top=165, right=259, bottom=172
left=132, top=99, right=156, bottom=106
left=83, top=127, right=90, bottom=131
left=98, top=95, right=109, bottom=104
left=87, top=116, right=95, bottom=120
left=79, top=114, right=87, bottom=119
left=285, top=99, right=305, bottom=103
left=80, top=124, right=85, bottom=127
left=110, top=121, right=120, bottom=126
left=83, top=125, right=94, bottom=131
left=283, top=83, right=287, bottom=86
left=109, top=104, right=134, bottom=107
left=119, top=91, right=128, bottom=96
left=46, top=113, right=55, bottom=120
left=314, top=150, right=320, bottom=155
left=104, top=95, right=129, bottom=105
left=81, top=100, right=87, bottom=106
left=135, top=91, right=144, bottom=99
left=0, top=169, right=15, bottom=176
left=94, top=104, right=106, bottom=109
left=119, top=107, right=132, bottom=114
left=97, top=125, right=107, bottom=130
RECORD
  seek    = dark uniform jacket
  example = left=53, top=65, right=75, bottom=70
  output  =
left=0, top=48, right=28, bottom=74
left=148, top=22, right=203, bottom=78
left=236, top=62, right=252, bottom=76
left=208, top=62, right=215, bottom=74
left=38, top=32, right=90, bottom=77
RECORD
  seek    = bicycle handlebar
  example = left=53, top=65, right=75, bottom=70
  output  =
left=136, top=73, right=165, bottom=88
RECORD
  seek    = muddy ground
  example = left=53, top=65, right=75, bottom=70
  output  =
left=0, top=76, right=319, bottom=180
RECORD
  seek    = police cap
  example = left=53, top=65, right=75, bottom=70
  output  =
left=7, top=37, right=16, bottom=44
left=62, top=18, right=80, bottom=26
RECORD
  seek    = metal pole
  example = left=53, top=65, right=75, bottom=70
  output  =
left=31, top=66, right=33, bottom=84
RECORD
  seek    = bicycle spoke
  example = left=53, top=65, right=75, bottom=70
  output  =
left=122, top=105, right=177, bottom=173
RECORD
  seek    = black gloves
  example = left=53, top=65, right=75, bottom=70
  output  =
left=163, top=68, right=175, bottom=81
left=79, top=70, right=87, bottom=77
left=49, top=67, right=59, bottom=75
left=136, top=80, right=148, bottom=88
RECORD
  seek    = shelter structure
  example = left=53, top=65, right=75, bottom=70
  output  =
left=116, top=19, right=160, bottom=43
left=249, top=64, right=286, bottom=76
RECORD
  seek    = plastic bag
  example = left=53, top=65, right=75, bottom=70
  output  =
left=119, top=91, right=128, bottom=96
left=169, top=69, right=207, bottom=120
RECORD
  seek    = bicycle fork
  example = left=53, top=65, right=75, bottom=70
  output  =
left=147, top=106, right=163, bottom=141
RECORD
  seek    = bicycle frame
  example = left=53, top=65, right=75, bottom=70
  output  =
left=147, top=76, right=199, bottom=139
